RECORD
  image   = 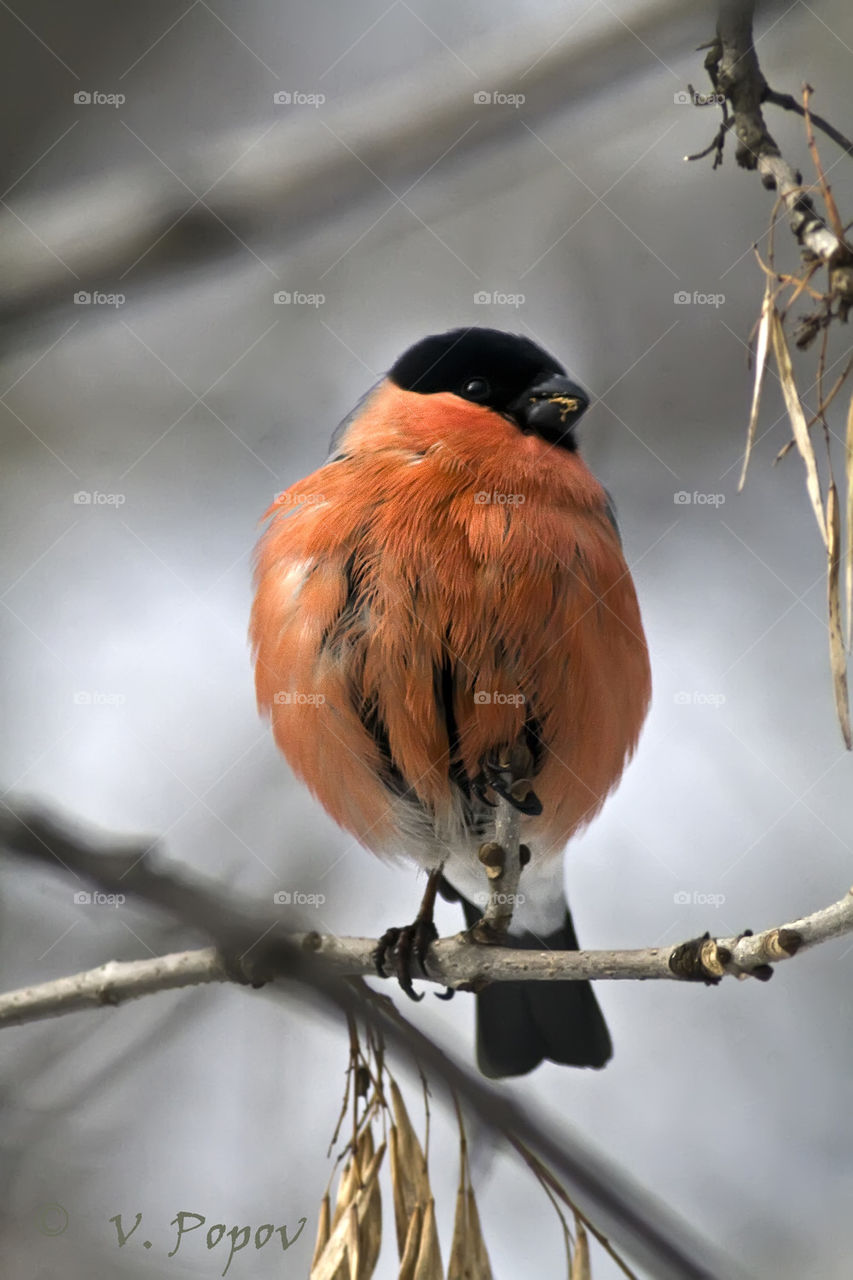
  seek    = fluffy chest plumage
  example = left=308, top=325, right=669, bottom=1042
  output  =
left=251, top=427, right=650, bottom=869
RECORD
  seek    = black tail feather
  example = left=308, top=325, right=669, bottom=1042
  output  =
left=446, top=883, right=612, bottom=1079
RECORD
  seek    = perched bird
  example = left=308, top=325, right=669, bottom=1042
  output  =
left=251, top=327, right=650, bottom=1077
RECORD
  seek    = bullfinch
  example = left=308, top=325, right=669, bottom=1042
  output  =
left=251, top=327, right=650, bottom=1077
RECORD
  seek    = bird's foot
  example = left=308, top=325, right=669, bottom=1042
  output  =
left=372, top=866, right=453, bottom=1000
left=373, top=917, right=439, bottom=1001
left=475, top=745, right=542, bottom=816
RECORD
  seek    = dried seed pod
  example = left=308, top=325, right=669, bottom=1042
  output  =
left=412, top=1198, right=443, bottom=1279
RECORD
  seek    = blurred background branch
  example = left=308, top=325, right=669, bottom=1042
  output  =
left=0, top=0, right=698, bottom=336
left=0, top=798, right=747, bottom=1280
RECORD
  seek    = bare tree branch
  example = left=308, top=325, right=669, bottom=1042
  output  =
left=693, top=0, right=853, bottom=306
left=3, top=800, right=852, bottom=1028
left=0, top=948, right=227, bottom=1026
left=763, top=88, right=853, bottom=158
left=3, top=879, right=853, bottom=1030
left=0, top=799, right=749, bottom=1280
left=471, top=794, right=524, bottom=940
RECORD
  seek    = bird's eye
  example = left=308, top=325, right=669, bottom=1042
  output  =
left=462, top=377, right=490, bottom=402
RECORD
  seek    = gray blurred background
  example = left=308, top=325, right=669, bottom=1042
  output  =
left=2, top=1, right=853, bottom=1276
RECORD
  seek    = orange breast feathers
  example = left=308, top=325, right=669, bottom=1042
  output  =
left=251, top=380, right=651, bottom=857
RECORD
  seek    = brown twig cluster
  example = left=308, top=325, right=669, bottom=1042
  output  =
left=685, top=1, right=853, bottom=747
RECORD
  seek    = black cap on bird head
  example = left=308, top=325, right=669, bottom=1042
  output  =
left=389, top=327, right=590, bottom=449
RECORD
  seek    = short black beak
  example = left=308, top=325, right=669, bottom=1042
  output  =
left=508, top=374, right=590, bottom=446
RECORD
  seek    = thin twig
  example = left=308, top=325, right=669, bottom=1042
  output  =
left=2, top=797, right=853, bottom=1024
left=707, top=1, right=853, bottom=295
left=476, top=794, right=523, bottom=938
left=4, top=875, right=853, bottom=1031
left=764, top=88, right=853, bottom=158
